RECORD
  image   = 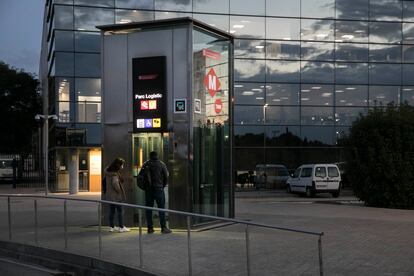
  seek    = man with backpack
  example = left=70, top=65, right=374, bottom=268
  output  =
left=141, top=151, right=171, bottom=234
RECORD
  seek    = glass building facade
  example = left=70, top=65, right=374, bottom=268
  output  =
left=41, top=0, right=414, bottom=189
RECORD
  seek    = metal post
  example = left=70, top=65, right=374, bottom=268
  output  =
left=245, top=224, right=251, bottom=276
left=64, top=200, right=67, bottom=250
left=138, top=209, right=143, bottom=268
left=187, top=216, right=192, bottom=276
left=34, top=200, right=38, bottom=245
left=318, top=235, right=324, bottom=276
left=98, top=203, right=102, bottom=257
left=7, top=197, right=11, bottom=240
left=44, top=117, right=49, bottom=196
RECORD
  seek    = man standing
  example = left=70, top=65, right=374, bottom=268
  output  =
left=145, top=151, right=171, bottom=234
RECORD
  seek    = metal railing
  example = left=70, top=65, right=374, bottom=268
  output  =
left=0, top=194, right=324, bottom=276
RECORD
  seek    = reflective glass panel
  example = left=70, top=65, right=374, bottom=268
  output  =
left=57, top=78, right=71, bottom=102
left=266, top=84, right=300, bottom=106
left=265, top=126, right=301, bottom=147
left=77, top=102, right=101, bottom=123
left=266, top=18, right=300, bottom=40
left=335, top=107, right=367, bottom=126
left=75, top=78, right=101, bottom=99
left=403, top=1, right=414, bottom=22
left=403, top=64, right=414, bottom=85
left=58, top=102, right=70, bottom=123
left=267, top=61, right=300, bottom=83
left=369, top=22, right=402, bottom=43
left=335, top=21, right=368, bottom=43
left=403, top=23, right=414, bottom=44
left=300, top=85, right=333, bottom=106
left=403, top=45, right=414, bottom=62
left=234, top=83, right=265, bottom=105
left=266, top=41, right=300, bottom=60
left=115, top=0, right=154, bottom=9
left=155, top=0, right=192, bottom=12
left=335, top=85, right=368, bottom=106
left=266, top=0, right=300, bottom=17
left=54, top=31, right=74, bottom=51
left=193, top=0, right=229, bottom=13
left=301, top=126, right=334, bottom=145
left=369, top=64, right=401, bottom=85
left=74, top=7, right=114, bottom=31
left=75, top=124, right=101, bottom=144
left=234, top=126, right=264, bottom=147
left=230, top=16, right=265, bottom=38
left=192, top=14, right=229, bottom=32
left=301, top=0, right=335, bottom=19
left=55, top=52, right=74, bottom=76
left=155, top=12, right=189, bottom=20
left=54, top=5, right=73, bottom=30
left=301, top=107, right=334, bottom=125
left=335, top=63, right=368, bottom=84
left=301, top=42, right=334, bottom=61
left=301, top=19, right=334, bottom=41
left=75, top=53, right=100, bottom=77
left=75, top=32, right=100, bottom=52
left=230, top=0, right=265, bottom=15
left=335, top=43, right=368, bottom=62
left=401, top=87, right=414, bottom=105
left=336, top=0, right=369, bottom=20
left=115, top=9, right=154, bottom=24
left=369, top=86, right=400, bottom=106
left=74, top=0, right=114, bottom=7
left=234, top=59, right=265, bottom=82
left=234, top=40, right=265, bottom=59
left=234, top=149, right=264, bottom=171
left=266, top=106, right=300, bottom=125
left=370, top=0, right=402, bottom=21
left=54, top=0, right=73, bottom=3
left=234, top=105, right=264, bottom=124
left=301, top=62, right=334, bottom=84
left=369, top=44, right=401, bottom=62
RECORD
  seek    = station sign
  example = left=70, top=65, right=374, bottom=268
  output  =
left=132, top=56, right=167, bottom=132
left=174, top=99, right=187, bottom=113
left=204, top=68, right=221, bottom=97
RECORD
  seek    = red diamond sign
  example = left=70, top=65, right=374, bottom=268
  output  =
left=204, top=68, right=221, bottom=97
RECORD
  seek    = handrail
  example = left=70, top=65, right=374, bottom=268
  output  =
left=0, top=194, right=323, bottom=236
left=0, top=194, right=325, bottom=276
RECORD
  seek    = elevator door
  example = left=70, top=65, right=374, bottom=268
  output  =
left=132, top=133, right=168, bottom=207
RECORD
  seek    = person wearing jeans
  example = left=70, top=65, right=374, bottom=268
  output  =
left=105, top=157, right=130, bottom=233
left=144, top=151, right=171, bottom=234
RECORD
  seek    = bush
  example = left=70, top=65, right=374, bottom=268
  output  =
left=341, top=104, right=414, bottom=209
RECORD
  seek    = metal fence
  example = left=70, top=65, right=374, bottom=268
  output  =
left=0, top=194, right=325, bottom=276
left=0, top=154, right=44, bottom=187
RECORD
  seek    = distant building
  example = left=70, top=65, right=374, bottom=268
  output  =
left=40, top=0, right=414, bottom=192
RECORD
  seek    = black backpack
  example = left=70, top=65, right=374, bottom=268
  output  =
left=137, top=162, right=152, bottom=191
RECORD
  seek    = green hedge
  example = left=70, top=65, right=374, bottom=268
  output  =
left=341, top=104, right=414, bottom=209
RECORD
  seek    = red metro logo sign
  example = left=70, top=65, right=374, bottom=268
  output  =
left=204, top=68, right=221, bottom=97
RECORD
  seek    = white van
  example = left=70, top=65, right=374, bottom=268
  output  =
left=286, top=164, right=341, bottom=197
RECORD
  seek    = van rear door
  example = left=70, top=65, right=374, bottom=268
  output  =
left=327, top=166, right=341, bottom=190
left=314, top=166, right=327, bottom=190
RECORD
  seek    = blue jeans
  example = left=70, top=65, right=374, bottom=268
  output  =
left=145, top=188, right=166, bottom=228
left=109, top=204, right=124, bottom=228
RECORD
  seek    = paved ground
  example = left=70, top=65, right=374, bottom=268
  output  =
left=0, top=186, right=413, bottom=275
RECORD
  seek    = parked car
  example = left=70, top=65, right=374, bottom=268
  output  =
left=286, top=164, right=341, bottom=197
left=254, top=164, right=289, bottom=189
left=0, top=159, right=14, bottom=180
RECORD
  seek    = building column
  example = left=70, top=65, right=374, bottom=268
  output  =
left=69, top=149, right=79, bottom=194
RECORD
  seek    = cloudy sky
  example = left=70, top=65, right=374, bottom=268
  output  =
left=0, top=0, right=45, bottom=76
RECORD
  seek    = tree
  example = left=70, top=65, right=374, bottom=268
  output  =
left=340, top=103, right=414, bottom=209
left=0, top=61, right=41, bottom=153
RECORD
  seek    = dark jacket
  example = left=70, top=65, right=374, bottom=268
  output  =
left=105, top=171, right=126, bottom=202
left=146, top=157, right=169, bottom=189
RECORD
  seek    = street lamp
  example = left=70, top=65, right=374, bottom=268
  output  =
left=35, top=114, right=58, bottom=196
